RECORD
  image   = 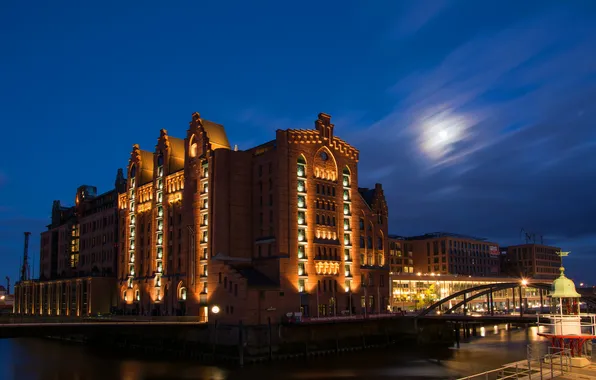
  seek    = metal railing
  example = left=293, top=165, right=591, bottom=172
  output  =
left=458, top=346, right=571, bottom=380
left=536, top=313, right=596, bottom=336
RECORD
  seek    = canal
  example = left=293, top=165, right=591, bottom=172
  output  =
left=0, top=324, right=548, bottom=380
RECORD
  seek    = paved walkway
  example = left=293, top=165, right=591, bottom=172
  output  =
left=557, top=363, right=596, bottom=379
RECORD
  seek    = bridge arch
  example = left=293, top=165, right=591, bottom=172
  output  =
left=417, top=282, right=551, bottom=317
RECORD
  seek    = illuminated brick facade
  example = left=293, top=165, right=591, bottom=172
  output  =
left=118, top=112, right=391, bottom=323
left=15, top=172, right=125, bottom=316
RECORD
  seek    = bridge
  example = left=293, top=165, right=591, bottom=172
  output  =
left=417, top=281, right=596, bottom=318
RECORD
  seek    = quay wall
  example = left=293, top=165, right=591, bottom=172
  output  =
left=0, top=315, right=455, bottom=363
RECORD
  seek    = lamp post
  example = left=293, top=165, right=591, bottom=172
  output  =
left=211, top=305, right=220, bottom=357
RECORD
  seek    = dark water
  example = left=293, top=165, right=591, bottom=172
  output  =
left=0, top=325, right=549, bottom=380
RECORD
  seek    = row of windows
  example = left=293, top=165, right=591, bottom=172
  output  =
left=81, top=232, right=115, bottom=250
left=80, top=215, right=117, bottom=234
left=218, top=273, right=240, bottom=297
left=315, top=246, right=340, bottom=260
left=316, top=214, right=336, bottom=226
left=316, top=184, right=336, bottom=196
left=315, top=200, right=336, bottom=211
left=359, top=236, right=383, bottom=250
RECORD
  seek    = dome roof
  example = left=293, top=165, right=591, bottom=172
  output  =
left=549, top=267, right=580, bottom=298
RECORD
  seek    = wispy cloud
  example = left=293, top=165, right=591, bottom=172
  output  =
left=390, top=0, right=451, bottom=39
left=352, top=5, right=596, bottom=277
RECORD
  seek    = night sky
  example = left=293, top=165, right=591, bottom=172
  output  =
left=1, top=1, right=595, bottom=287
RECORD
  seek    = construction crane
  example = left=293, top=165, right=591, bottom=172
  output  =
left=20, top=232, right=31, bottom=282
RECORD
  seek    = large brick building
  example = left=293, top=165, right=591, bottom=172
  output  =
left=14, top=172, right=125, bottom=316
left=118, top=112, right=391, bottom=323
left=501, top=243, right=561, bottom=280
left=406, top=232, right=500, bottom=277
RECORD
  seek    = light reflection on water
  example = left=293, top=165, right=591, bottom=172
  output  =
left=0, top=325, right=548, bottom=380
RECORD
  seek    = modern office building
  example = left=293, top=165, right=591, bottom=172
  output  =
left=14, top=173, right=125, bottom=316
left=406, top=232, right=500, bottom=277
left=501, top=244, right=562, bottom=280
left=118, top=112, right=391, bottom=324
left=388, top=235, right=414, bottom=275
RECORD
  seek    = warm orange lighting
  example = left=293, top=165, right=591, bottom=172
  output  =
left=168, top=192, right=182, bottom=204
left=521, top=279, right=528, bottom=286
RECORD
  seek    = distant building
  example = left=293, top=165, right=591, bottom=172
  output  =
left=405, top=232, right=501, bottom=277
left=14, top=172, right=126, bottom=316
left=388, top=235, right=414, bottom=275
left=0, top=285, right=13, bottom=314
left=501, top=244, right=561, bottom=280
left=117, top=112, right=391, bottom=323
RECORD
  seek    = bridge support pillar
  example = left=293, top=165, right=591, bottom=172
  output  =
left=454, top=322, right=460, bottom=348
left=518, top=286, right=523, bottom=317
left=472, top=324, right=477, bottom=337
left=489, top=287, right=494, bottom=316
left=539, top=289, right=544, bottom=313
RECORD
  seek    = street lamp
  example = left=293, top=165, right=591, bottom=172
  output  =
left=211, top=305, right=220, bottom=314
left=521, top=279, right=528, bottom=286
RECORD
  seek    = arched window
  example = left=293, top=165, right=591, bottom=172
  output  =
left=377, top=236, right=383, bottom=250
left=179, top=287, right=187, bottom=301
left=297, top=155, right=306, bottom=177
left=342, top=167, right=350, bottom=187
left=359, top=218, right=364, bottom=230
left=157, top=152, right=164, bottom=166
left=134, top=289, right=140, bottom=302
left=367, top=236, right=373, bottom=249
left=360, top=237, right=365, bottom=248
left=189, top=135, right=198, bottom=158
left=130, top=165, right=136, bottom=178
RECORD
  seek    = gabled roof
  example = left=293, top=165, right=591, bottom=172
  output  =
left=203, top=120, right=231, bottom=148
left=168, top=136, right=186, bottom=172
left=139, top=150, right=154, bottom=185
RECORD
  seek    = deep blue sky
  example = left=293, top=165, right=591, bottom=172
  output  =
left=2, top=1, right=596, bottom=286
